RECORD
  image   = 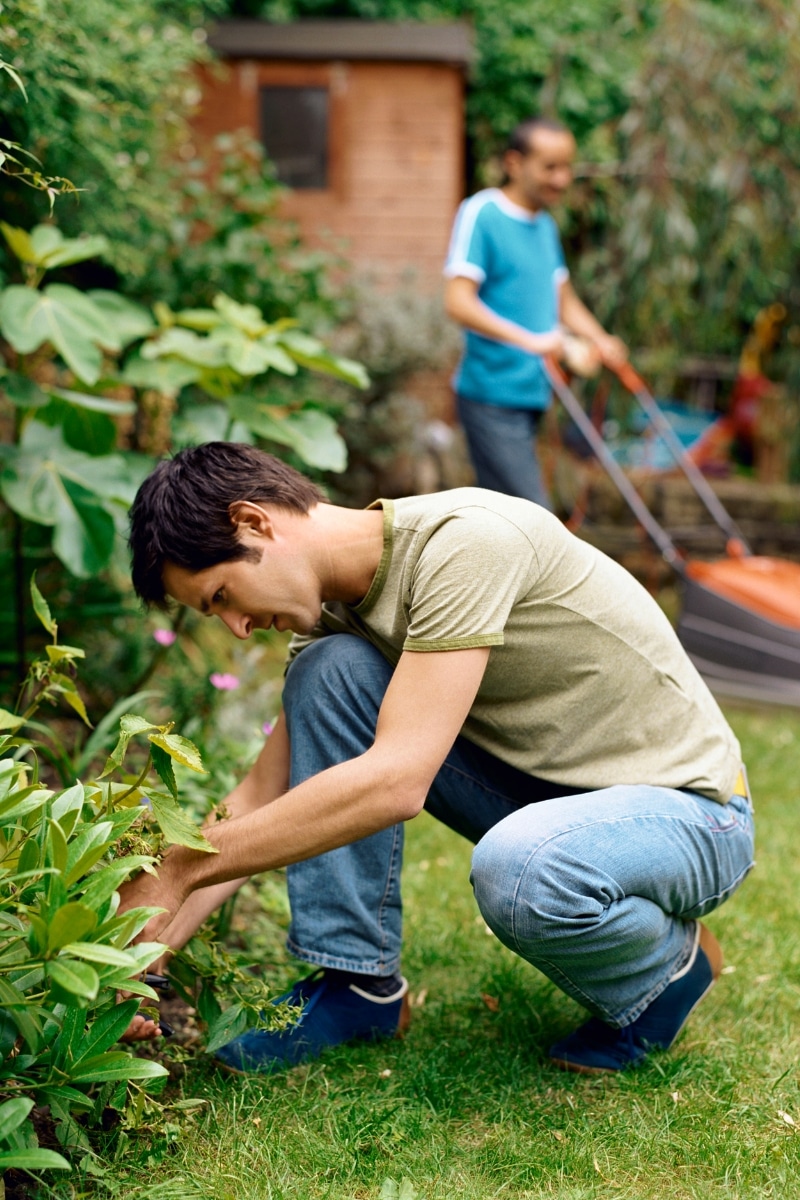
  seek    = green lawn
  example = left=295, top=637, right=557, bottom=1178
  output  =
left=45, top=704, right=800, bottom=1200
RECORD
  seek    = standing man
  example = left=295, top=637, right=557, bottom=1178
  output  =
left=121, top=442, right=754, bottom=1076
left=445, top=116, right=627, bottom=508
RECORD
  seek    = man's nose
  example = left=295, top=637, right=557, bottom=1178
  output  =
left=220, top=611, right=252, bottom=639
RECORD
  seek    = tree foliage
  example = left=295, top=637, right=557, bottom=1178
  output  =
left=0, top=0, right=221, bottom=280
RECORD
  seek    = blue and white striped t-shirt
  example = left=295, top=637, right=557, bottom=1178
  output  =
left=445, top=188, right=568, bottom=409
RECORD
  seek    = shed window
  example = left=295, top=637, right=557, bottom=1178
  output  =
left=259, top=86, right=329, bottom=189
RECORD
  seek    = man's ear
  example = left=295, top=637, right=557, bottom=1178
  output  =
left=227, top=500, right=274, bottom=540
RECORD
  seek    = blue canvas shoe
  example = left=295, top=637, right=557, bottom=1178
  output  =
left=549, top=922, right=723, bottom=1075
left=214, top=969, right=410, bottom=1074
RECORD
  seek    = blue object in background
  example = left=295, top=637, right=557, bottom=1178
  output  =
left=607, top=399, right=717, bottom=470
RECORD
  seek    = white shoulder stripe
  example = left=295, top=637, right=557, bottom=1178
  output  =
left=443, top=261, right=486, bottom=283
left=445, top=190, right=498, bottom=271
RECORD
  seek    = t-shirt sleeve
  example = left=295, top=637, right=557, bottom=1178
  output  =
left=403, top=511, right=537, bottom=651
left=443, top=197, right=491, bottom=285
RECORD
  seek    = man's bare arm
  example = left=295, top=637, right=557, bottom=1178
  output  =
left=559, top=280, right=627, bottom=365
left=444, top=276, right=564, bottom=357
left=119, top=646, right=491, bottom=940
left=133, top=711, right=291, bottom=963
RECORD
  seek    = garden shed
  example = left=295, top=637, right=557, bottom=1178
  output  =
left=194, top=20, right=474, bottom=288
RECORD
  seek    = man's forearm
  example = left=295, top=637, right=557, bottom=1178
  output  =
left=120, top=713, right=292, bottom=952
left=559, top=282, right=607, bottom=341
left=444, top=277, right=561, bottom=356
left=166, top=741, right=418, bottom=897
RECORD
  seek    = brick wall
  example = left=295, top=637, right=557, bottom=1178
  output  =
left=193, top=58, right=464, bottom=291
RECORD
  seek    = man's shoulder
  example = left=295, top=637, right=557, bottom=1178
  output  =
left=391, top=488, right=550, bottom=536
left=454, top=188, right=506, bottom=229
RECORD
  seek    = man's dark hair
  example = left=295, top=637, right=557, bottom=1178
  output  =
left=129, top=442, right=324, bottom=609
left=506, top=116, right=570, bottom=157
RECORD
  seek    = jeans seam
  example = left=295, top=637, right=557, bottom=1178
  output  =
left=375, top=823, right=403, bottom=970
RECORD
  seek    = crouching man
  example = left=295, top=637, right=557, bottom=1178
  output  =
left=120, top=441, right=754, bottom=1074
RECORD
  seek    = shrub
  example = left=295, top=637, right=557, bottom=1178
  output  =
left=0, top=579, right=232, bottom=1177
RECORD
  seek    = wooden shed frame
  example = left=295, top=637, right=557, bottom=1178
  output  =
left=197, top=20, right=474, bottom=286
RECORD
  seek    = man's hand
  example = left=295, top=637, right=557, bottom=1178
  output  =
left=524, top=328, right=565, bottom=358
left=593, top=332, right=628, bottom=367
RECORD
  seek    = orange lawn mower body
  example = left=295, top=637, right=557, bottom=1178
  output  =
left=545, top=357, right=800, bottom=707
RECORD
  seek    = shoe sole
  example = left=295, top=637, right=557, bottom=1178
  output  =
left=550, top=922, right=723, bottom=1077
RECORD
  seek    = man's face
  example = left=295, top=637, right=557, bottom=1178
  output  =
left=506, top=128, right=576, bottom=211
left=162, top=529, right=323, bottom=640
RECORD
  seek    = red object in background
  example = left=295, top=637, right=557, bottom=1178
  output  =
left=729, top=372, right=773, bottom=447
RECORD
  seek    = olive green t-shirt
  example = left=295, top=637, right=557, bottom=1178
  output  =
left=288, top=489, right=741, bottom=804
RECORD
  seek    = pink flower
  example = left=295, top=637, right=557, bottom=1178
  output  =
left=262, top=720, right=274, bottom=736
left=210, top=672, right=240, bottom=691
left=153, top=629, right=177, bottom=647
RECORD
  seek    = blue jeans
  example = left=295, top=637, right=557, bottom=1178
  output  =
left=457, top=393, right=551, bottom=509
left=282, top=635, right=755, bottom=1027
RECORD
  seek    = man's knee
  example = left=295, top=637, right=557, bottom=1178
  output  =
left=471, top=820, right=608, bottom=951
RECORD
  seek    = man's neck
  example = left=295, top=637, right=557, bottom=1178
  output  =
left=501, top=182, right=541, bottom=215
left=312, top=504, right=386, bottom=605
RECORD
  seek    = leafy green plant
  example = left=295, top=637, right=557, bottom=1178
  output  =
left=0, top=0, right=218, bottom=280
left=0, top=220, right=367, bottom=696
left=130, top=290, right=367, bottom=473
left=137, top=130, right=343, bottom=328
left=0, top=579, right=214, bottom=1173
left=0, top=56, right=77, bottom=212
left=0, top=578, right=296, bottom=1182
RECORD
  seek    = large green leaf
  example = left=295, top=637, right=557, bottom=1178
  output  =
left=87, top=290, right=155, bottom=346
left=0, top=1148, right=71, bottom=1171
left=47, top=904, right=98, bottom=953
left=204, top=1001, right=248, bottom=1054
left=64, top=821, right=115, bottom=885
left=148, top=731, right=205, bottom=774
left=1, top=423, right=135, bottom=576
left=37, top=397, right=118, bottom=458
left=212, top=293, right=267, bottom=336
left=29, top=224, right=108, bottom=270
left=68, top=1051, right=167, bottom=1084
left=171, top=401, right=253, bottom=448
left=47, top=958, right=99, bottom=1001
left=141, top=325, right=228, bottom=368
left=280, top=330, right=369, bottom=389
left=0, top=1095, right=35, bottom=1142
left=61, top=942, right=140, bottom=968
left=73, top=998, right=140, bottom=1062
left=227, top=397, right=347, bottom=472
left=217, top=328, right=277, bottom=376
left=0, top=284, right=116, bottom=384
left=1, top=370, right=49, bottom=409
left=120, top=352, right=199, bottom=392
left=143, top=789, right=216, bottom=853
left=77, top=858, right=156, bottom=910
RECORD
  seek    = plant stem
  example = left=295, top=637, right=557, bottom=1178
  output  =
left=12, top=508, right=26, bottom=689
left=114, top=752, right=154, bottom=807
